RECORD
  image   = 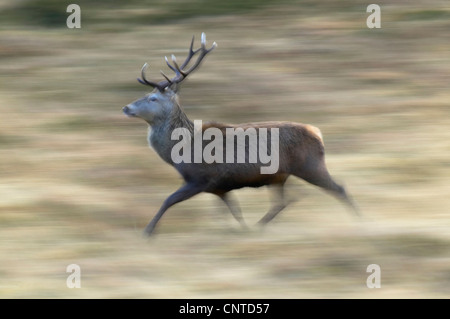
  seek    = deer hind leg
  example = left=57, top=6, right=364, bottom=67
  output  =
left=218, top=193, right=248, bottom=229
left=257, top=182, right=288, bottom=225
left=295, top=158, right=359, bottom=216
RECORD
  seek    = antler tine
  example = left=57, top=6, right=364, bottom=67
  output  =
left=170, top=54, right=186, bottom=76
left=165, top=36, right=198, bottom=77
left=164, top=33, right=217, bottom=86
left=180, top=33, right=217, bottom=76
left=165, top=34, right=214, bottom=81
left=138, top=63, right=163, bottom=89
left=160, top=70, right=172, bottom=84
left=201, top=32, right=217, bottom=53
left=165, top=56, right=178, bottom=74
left=201, top=32, right=206, bottom=48
left=179, top=35, right=201, bottom=70
left=138, top=33, right=216, bottom=91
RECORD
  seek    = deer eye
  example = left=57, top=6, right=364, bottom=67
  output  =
left=149, top=96, right=157, bottom=102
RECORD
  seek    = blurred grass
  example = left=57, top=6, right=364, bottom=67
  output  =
left=2, top=0, right=284, bottom=27
left=1, top=0, right=373, bottom=28
left=0, top=0, right=450, bottom=298
left=400, top=9, right=450, bottom=21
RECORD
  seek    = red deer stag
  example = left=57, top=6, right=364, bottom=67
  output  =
left=123, top=33, right=358, bottom=236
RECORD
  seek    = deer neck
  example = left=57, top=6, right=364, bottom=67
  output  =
left=147, top=103, right=194, bottom=165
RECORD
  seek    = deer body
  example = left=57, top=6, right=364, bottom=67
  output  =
left=123, top=34, right=358, bottom=235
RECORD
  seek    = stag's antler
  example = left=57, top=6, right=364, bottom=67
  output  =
left=138, top=33, right=217, bottom=92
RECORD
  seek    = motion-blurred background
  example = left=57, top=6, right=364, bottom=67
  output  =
left=0, top=0, right=449, bottom=298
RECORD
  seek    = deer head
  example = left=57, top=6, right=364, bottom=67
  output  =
left=123, top=33, right=216, bottom=125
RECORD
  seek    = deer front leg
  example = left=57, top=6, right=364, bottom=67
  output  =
left=144, top=183, right=203, bottom=236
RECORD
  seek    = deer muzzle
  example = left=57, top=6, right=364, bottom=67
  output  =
left=122, top=105, right=136, bottom=117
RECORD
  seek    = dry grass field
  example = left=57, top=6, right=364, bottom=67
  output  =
left=0, top=0, right=449, bottom=298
